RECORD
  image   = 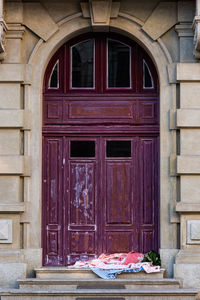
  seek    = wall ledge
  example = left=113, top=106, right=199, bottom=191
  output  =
left=176, top=203, right=200, bottom=212
left=0, top=204, right=25, bottom=213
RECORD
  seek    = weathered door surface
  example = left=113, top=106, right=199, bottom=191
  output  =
left=42, top=33, right=159, bottom=266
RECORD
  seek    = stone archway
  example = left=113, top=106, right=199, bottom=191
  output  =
left=27, top=10, right=176, bottom=274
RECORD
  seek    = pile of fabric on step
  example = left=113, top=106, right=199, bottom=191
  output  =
left=71, top=251, right=161, bottom=279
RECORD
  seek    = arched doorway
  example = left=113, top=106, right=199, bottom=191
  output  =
left=42, top=33, right=159, bottom=266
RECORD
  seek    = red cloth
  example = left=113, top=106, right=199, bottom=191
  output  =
left=123, top=251, right=144, bottom=265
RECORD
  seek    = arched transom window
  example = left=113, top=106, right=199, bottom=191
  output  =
left=44, top=33, right=157, bottom=95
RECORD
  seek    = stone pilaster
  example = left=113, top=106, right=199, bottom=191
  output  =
left=174, top=63, right=200, bottom=288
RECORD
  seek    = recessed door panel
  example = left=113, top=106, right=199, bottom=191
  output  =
left=106, top=232, right=133, bottom=253
left=65, top=138, right=99, bottom=265
left=139, top=137, right=159, bottom=253
left=43, top=137, right=63, bottom=266
left=102, top=138, right=139, bottom=254
left=69, top=162, right=96, bottom=225
left=106, top=162, right=132, bottom=224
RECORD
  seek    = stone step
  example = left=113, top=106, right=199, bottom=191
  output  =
left=35, top=267, right=165, bottom=279
left=18, top=278, right=182, bottom=291
left=0, top=288, right=197, bottom=300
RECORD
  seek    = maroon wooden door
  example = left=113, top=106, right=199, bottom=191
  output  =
left=42, top=33, right=159, bottom=266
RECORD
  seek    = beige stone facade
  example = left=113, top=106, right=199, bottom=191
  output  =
left=0, top=0, right=200, bottom=291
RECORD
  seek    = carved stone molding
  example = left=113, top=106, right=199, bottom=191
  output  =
left=0, top=18, right=7, bottom=60
left=0, top=219, right=12, bottom=244
left=187, top=220, right=200, bottom=245
left=6, top=23, right=25, bottom=40
left=80, top=0, right=120, bottom=30
left=193, top=16, right=200, bottom=59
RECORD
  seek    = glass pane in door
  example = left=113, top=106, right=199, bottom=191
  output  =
left=106, top=140, right=131, bottom=157
left=70, top=141, right=95, bottom=157
left=108, top=39, right=131, bottom=88
left=72, top=39, right=94, bottom=88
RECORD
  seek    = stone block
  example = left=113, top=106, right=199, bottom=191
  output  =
left=4, top=39, right=22, bottom=63
left=142, top=2, right=177, bottom=40
left=0, top=110, right=31, bottom=129
left=89, top=0, right=112, bottom=27
left=159, top=248, right=179, bottom=278
left=187, top=220, right=200, bottom=244
left=180, top=83, right=200, bottom=108
left=169, top=154, right=177, bottom=176
left=174, top=263, right=200, bottom=288
left=0, top=84, right=21, bottom=109
left=176, top=203, right=200, bottom=212
left=167, top=64, right=177, bottom=83
left=0, top=156, right=31, bottom=176
left=119, top=1, right=159, bottom=24
left=169, top=109, right=176, bottom=130
left=0, top=110, right=23, bottom=128
left=0, top=263, right=26, bottom=288
left=175, top=249, right=200, bottom=264
left=5, top=2, right=23, bottom=23
left=0, top=220, right=12, bottom=243
left=0, top=130, right=21, bottom=155
left=180, top=37, right=195, bottom=63
left=0, top=176, right=21, bottom=203
left=22, top=248, right=42, bottom=278
left=178, top=1, right=195, bottom=23
left=178, top=111, right=200, bottom=128
left=180, top=175, right=200, bottom=203
left=177, top=155, right=200, bottom=174
left=0, top=250, right=23, bottom=263
left=42, top=1, right=80, bottom=23
left=23, top=3, right=58, bottom=41
left=161, top=29, right=179, bottom=64
left=177, top=63, right=200, bottom=81
left=0, top=204, right=25, bottom=213
left=0, top=64, right=31, bottom=83
left=180, top=129, right=200, bottom=155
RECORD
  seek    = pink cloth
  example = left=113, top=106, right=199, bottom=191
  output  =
left=71, top=252, right=160, bottom=274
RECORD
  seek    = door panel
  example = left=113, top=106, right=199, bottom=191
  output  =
left=43, top=135, right=159, bottom=265
left=139, top=137, right=159, bottom=253
left=102, top=138, right=138, bottom=254
left=69, top=162, right=96, bottom=225
left=106, top=232, right=133, bottom=253
left=43, top=137, right=63, bottom=266
left=68, top=161, right=97, bottom=263
left=106, top=162, right=132, bottom=224
left=65, top=138, right=99, bottom=265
